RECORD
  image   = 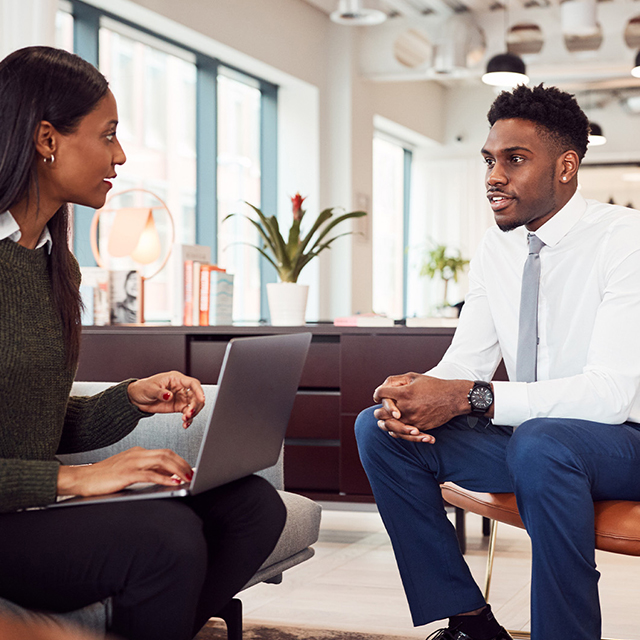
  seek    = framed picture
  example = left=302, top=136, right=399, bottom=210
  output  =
left=109, top=270, right=142, bottom=324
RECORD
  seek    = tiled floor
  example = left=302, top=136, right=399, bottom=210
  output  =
left=238, top=502, right=640, bottom=639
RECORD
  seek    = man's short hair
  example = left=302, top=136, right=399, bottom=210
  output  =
left=487, top=84, right=589, bottom=161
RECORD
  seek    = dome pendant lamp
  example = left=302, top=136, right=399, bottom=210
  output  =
left=588, top=122, right=606, bottom=146
left=482, top=1, right=529, bottom=88
left=632, top=50, right=640, bottom=78
left=482, top=52, right=529, bottom=87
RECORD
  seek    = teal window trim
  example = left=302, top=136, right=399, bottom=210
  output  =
left=71, top=1, right=100, bottom=265
left=259, top=80, right=278, bottom=321
left=196, top=55, right=218, bottom=259
left=402, top=148, right=412, bottom=318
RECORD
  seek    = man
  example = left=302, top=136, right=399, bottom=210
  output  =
left=355, top=84, right=640, bottom=640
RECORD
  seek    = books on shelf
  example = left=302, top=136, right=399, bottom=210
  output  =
left=80, top=268, right=142, bottom=325
left=172, top=244, right=234, bottom=326
left=80, top=267, right=110, bottom=326
left=170, top=244, right=211, bottom=326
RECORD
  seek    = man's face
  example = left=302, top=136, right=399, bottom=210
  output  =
left=482, top=118, right=563, bottom=232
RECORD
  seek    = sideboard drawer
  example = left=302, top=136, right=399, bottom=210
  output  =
left=284, top=445, right=340, bottom=492
left=287, top=392, right=340, bottom=439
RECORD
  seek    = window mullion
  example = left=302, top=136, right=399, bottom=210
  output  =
left=402, top=148, right=412, bottom=318
left=196, top=55, right=218, bottom=260
left=259, top=80, right=278, bottom=322
left=71, top=1, right=101, bottom=266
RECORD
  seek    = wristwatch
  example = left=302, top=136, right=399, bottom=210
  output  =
left=468, top=380, right=494, bottom=417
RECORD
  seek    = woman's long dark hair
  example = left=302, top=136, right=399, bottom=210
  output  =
left=0, top=46, right=109, bottom=365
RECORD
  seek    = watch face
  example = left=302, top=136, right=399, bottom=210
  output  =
left=470, top=385, right=493, bottom=411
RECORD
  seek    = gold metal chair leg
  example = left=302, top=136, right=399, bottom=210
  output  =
left=483, top=518, right=499, bottom=600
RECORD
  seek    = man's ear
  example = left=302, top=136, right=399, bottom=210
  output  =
left=558, top=150, right=579, bottom=184
left=34, top=121, right=58, bottom=161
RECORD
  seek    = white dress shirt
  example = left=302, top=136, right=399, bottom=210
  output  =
left=0, top=210, right=52, bottom=252
left=428, top=190, right=640, bottom=427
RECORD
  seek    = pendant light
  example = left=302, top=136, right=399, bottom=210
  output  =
left=482, top=53, right=529, bottom=87
left=330, top=0, right=386, bottom=26
left=632, top=50, right=640, bottom=78
left=588, top=122, right=606, bottom=146
left=482, top=2, right=529, bottom=87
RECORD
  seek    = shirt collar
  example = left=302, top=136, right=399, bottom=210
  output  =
left=532, top=190, right=587, bottom=248
left=0, top=211, right=53, bottom=254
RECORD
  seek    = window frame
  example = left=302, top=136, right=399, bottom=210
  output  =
left=66, top=0, right=278, bottom=321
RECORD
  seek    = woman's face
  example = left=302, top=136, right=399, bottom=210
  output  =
left=42, top=89, right=126, bottom=210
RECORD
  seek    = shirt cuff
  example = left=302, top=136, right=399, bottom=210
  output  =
left=492, top=381, right=530, bottom=427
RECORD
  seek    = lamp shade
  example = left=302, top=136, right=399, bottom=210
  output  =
left=632, top=50, right=640, bottom=78
left=482, top=53, right=529, bottom=87
left=588, top=121, right=606, bottom=146
left=330, top=0, right=386, bottom=25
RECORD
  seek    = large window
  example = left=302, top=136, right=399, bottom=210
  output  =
left=372, top=135, right=411, bottom=319
left=59, top=0, right=276, bottom=323
left=216, top=69, right=262, bottom=322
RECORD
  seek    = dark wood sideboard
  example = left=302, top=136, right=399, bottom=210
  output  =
left=78, top=324, right=500, bottom=501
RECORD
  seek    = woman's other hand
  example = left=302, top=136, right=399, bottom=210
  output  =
left=127, top=371, right=205, bottom=428
left=57, top=447, right=194, bottom=497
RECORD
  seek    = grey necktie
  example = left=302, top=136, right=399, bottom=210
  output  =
left=516, top=233, right=545, bottom=382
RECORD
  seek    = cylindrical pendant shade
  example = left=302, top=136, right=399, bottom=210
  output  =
left=482, top=53, right=529, bottom=87
left=632, top=50, right=640, bottom=78
left=588, top=121, right=606, bottom=146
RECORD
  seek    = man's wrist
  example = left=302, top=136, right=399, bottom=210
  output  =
left=460, top=381, right=475, bottom=415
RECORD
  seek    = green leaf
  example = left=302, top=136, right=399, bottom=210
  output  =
left=307, top=210, right=366, bottom=255
left=223, top=212, right=273, bottom=254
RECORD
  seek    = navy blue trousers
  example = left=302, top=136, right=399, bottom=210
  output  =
left=355, top=408, right=640, bottom=640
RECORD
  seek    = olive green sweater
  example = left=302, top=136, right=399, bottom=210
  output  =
left=0, top=238, right=148, bottom=513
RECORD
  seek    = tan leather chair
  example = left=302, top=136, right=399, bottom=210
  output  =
left=441, top=483, right=640, bottom=640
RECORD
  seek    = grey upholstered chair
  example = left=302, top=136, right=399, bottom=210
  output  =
left=0, top=382, right=322, bottom=640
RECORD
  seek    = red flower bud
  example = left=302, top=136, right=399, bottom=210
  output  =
left=291, top=192, right=306, bottom=222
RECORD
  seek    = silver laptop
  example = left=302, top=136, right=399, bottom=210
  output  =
left=48, top=332, right=312, bottom=508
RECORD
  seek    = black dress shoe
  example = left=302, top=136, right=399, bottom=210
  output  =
left=426, top=626, right=513, bottom=640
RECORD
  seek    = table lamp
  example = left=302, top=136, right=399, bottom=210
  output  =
left=90, top=188, right=175, bottom=323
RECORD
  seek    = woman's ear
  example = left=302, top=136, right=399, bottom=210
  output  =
left=559, top=150, right=579, bottom=184
left=34, top=121, right=58, bottom=162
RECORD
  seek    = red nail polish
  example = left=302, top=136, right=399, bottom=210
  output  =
left=163, top=392, right=171, bottom=400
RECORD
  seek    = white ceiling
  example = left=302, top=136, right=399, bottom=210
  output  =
left=303, top=0, right=640, bottom=94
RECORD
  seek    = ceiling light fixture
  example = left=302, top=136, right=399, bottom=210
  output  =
left=482, top=0, right=529, bottom=88
left=588, top=122, right=607, bottom=146
left=632, top=50, right=640, bottom=78
left=330, top=0, right=386, bottom=26
left=482, top=52, right=529, bottom=87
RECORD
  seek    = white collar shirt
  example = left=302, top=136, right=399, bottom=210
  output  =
left=0, top=211, right=52, bottom=253
left=428, top=190, right=640, bottom=427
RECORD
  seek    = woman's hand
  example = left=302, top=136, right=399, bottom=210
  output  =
left=57, top=447, right=194, bottom=497
left=127, top=371, right=205, bottom=428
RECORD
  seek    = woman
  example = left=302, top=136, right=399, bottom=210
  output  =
left=0, top=46, right=286, bottom=640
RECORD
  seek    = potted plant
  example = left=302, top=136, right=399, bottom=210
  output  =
left=225, top=193, right=366, bottom=325
left=419, top=242, right=469, bottom=314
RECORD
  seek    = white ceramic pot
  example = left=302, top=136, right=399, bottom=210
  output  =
left=267, top=282, right=309, bottom=326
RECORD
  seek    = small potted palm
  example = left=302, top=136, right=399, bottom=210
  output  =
left=420, top=242, right=469, bottom=315
left=226, top=194, right=366, bottom=325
